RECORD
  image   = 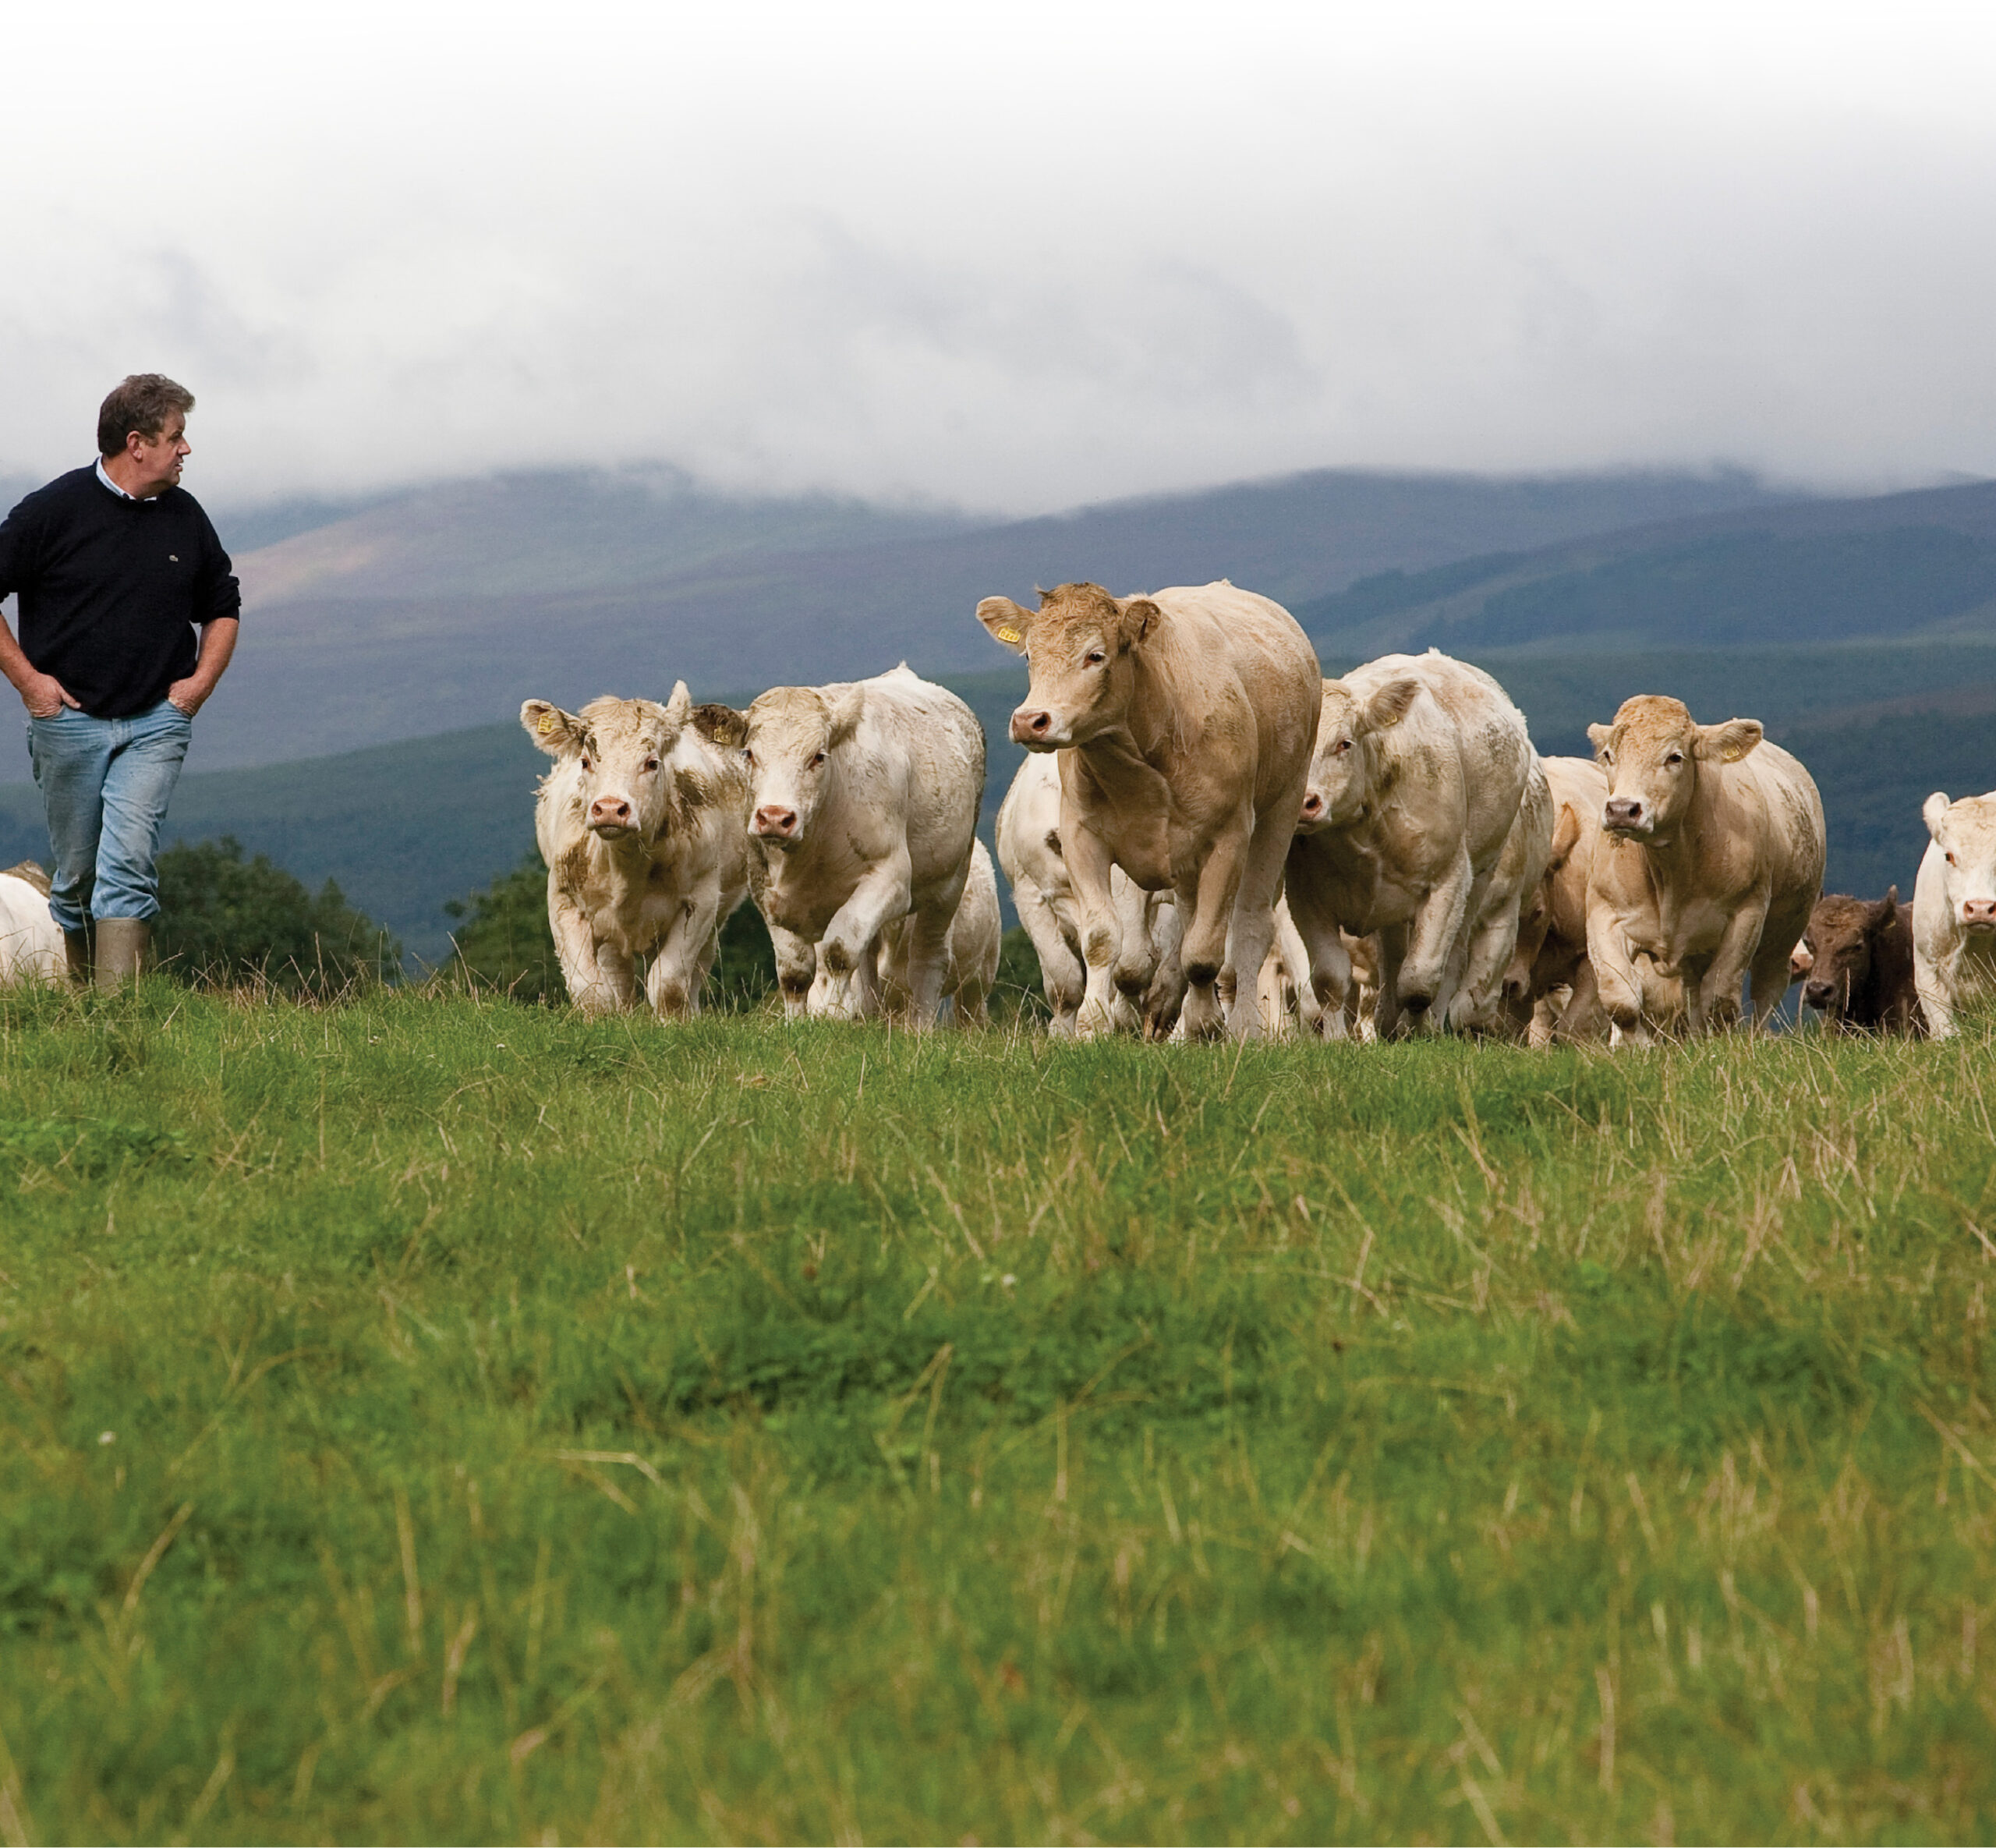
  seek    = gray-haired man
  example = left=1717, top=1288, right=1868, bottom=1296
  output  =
left=0, top=375, right=241, bottom=986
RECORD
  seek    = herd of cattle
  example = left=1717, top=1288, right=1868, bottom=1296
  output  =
left=0, top=575, right=1990, bottom=1040
left=507, top=578, right=1996, bottom=1044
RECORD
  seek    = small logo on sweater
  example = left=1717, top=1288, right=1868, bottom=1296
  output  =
left=168, top=554, right=179, bottom=563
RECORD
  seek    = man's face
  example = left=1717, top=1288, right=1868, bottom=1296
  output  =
left=127, top=414, right=189, bottom=497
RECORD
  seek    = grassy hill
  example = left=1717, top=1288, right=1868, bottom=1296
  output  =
left=1300, top=480, right=1996, bottom=656
left=2, top=988, right=1993, bottom=1839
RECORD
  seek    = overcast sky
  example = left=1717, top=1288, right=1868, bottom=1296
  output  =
left=9, top=0, right=1996, bottom=513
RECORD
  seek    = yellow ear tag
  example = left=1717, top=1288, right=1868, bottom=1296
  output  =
left=1722, top=744, right=1742, bottom=762
left=538, top=715, right=557, bottom=735
left=994, top=624, right=1023, bottom=644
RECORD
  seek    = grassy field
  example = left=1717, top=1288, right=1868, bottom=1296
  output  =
left=2, top=989, right=1994, bottom=1843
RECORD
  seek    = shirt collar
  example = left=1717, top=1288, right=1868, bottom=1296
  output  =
left=94, top=458, right=144, bottom=502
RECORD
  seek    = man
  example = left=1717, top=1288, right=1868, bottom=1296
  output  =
left=0, top=375, right=240, bottom=988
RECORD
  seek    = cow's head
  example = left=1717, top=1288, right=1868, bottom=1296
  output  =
left=738, top=683, right=865, bottom=848
left=1295, top=674, right=1421, bottom=834
left=1923, top=791, right=1996, bottom=933
left=1800, top=889, right=1900, bottom=1021
left=978, top=582, right=1157, bottom=751
left=520, top=683, right=702, bottom=843
left=1586, top=696, right=1762, bottom=844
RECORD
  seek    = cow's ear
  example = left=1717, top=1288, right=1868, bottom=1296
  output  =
left=1924, top=792, right=1952, bottom=840
left=1697, top=718, right=1763, bottom=763
left=1548, top=802, right=1583, bottom=868
left=1119, top=598, right=1163, bottom=647
left=522, top=699, right=582, bottom=756
left=1877, top=886, right=1901, bottom=927
left=827, top=685, right=865, bottom=745
left=663, top=681, right=692, bottom=725
left=1586, top=722, right=1613, bottom=753
left=1358, top=677, right=1420, bottom=735
left=978, top=597, right=1033, bottom=653
left=691, top=704, right=748, bottom=750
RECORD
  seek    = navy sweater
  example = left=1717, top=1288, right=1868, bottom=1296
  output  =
left=0, top=466, right=241, bottom=717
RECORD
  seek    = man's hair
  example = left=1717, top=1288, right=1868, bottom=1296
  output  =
left=97, top=374, right=195, bottom=458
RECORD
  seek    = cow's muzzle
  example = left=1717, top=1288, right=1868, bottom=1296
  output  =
left=752, top=805, right=801, bottom=843
left=1010, top=707, right=1066, bottom=751
left=1961, top=898, right=1996, bottom=930
left=589, top=795, right=635, bottom=834
left=1601, top=798, right=1650, bottom=835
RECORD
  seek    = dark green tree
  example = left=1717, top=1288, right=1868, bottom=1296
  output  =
left=443, top=851, right=777, bottom=1011
left=155, top=837, right=399, bottom=992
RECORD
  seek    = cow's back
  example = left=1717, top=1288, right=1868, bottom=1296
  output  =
left=1144, top=582, right=1320, bottom=812
left=0, top=874, right=61, bottom=984
left=846, top=668, right=985, bottom=892
left=1737, top=739, right=1826, bottom=905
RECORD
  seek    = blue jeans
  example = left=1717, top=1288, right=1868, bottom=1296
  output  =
left=27, top=701, right=193, bottom=933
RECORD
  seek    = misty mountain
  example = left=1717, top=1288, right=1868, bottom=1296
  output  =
left=1298, top=478, right=1996, bottom=655
left=182, top=464, right=1789, bottom=769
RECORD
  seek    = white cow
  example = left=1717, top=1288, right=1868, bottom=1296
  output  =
left=520, top=685, right=751, bottom=1017
left=0, top=863, right=63, bottom=986
left=1914, top=790, right=1996, bottom=1039
left=994, top=750, right=1177, bottom=1036
left=717, top=665, right=985, bottom=1028
left=1285, top=650, right=1536, bottom=1038
left=1448, top=753, right=1555, bottom=1033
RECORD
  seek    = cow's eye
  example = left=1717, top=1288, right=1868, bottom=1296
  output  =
left=1665, top=751, right=1683, bottom=766
left=810, top=750, right=827, bottom=767
left=580, top=756, right=593, bottom=774
left=642, top=757, right=660, bottom=773
left=1601, top=750, right=1614, bottom=766
left=1332, top=738, right=1350, bottom=755
left=741, top=748, right=754, bottom=766
left=1085, top=651, right=1106, bottom=667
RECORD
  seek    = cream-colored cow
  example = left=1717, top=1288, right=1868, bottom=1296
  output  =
left=520, top=685, right=749, bottom=1018
left=1913, top=790, right=1996, bottom=1039
left=994, top=749, right=1177, bottom=1036
left=1502, top=756, right=1608, bottom=1045
left=1584, top=696, right=1824, bottom=1043
left=713, top=665, right=985, bottom=1028
left=0, top=862, right=62, bottom=986
left=816, top=837, right=1003, bottom=1026
left=978, top=580, right=1319, bottom=1041
left=1285, top=650, right=1536, bottom=1038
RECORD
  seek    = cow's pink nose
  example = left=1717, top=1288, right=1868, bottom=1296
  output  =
left=1962, top=898, right=1996, bottom=928
left=1010, top=708, right=1053, bottom=744
left=753, top=805, right=798, bottom=837
left=1604, top=798, right=1644, bottom=828
left=1300, top=791, right=1323, bottom=820
left=589, top=796, right=632, bottom=827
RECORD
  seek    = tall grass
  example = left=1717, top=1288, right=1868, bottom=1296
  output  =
left=0, top=986, right=1991, bottom=1843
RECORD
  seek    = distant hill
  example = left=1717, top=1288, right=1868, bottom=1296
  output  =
left=1298, top=479, right=1996, bottom=656
left=179, top=465, right=1789, bottom=769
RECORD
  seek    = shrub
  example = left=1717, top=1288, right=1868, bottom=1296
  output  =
left=155, top=836, right=399, bottom=992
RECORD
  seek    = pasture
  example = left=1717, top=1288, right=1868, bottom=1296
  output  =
left=2, top=985, right=1993, bottom=1843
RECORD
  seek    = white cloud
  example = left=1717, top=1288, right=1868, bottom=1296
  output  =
left=6, top=0, right=1996, bottom=511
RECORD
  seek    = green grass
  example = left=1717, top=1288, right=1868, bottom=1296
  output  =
left=2, top=989, right=1994, bottom=1843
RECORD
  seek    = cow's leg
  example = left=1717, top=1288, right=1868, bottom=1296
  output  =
left=819, top=853, right=915, bottom=992
left=1109, top=871, right=1159, bottom=1002
left=1697, top=905, right=1767, bottom=1035
left=1222, top=808, right=1293, bottom=1042
left=647, top=888, right=722, bottom=1020
left=1451, top=880, right=1525, bottom=1035
left=1283, top=846, right=1350, bottom=1038
left=1373, top=923, right=1413, bottom=1040
left=1272, top=897, right=1325, bottom=1036
left=897, top=902, right=954, bottom=1028
left=546, top=882, right=620, bottom=1013
left=1014, top=878, right=1085, bottom=1034
left=1141, top=897, right=1185, bottom=1039
left=1063, top=823, right=1125, bottom=1039
left=1398, top=848, right=1474, bottom=1028
left=1916, top=939, right=1960, bottom=1039
left=769, top=922, right=818, bottom=1020
left=1588, top=915, right=1654, bottom=1048
left=1179, top=822, right=1250, bottom=1042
